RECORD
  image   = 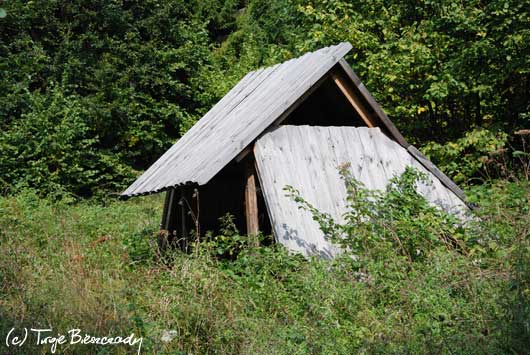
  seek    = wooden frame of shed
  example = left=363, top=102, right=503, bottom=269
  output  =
left=122, top=43, right=468, bottom=256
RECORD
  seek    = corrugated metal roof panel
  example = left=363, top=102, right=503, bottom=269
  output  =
left=122, top=42, right=352, bottom=197
left=254, top=126, right=469, bottom=258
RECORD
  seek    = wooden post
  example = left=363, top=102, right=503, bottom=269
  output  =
left=179, top=187, right=188, bottom=251
left=160, top=189, right=171, bottom=230
left=331, top=71, right=377, bottom=128
left=244, top=163, right=259, bottom=241
left=166, top=189, right=176, bottom=230
left=158, top=188, right=175, bottom=253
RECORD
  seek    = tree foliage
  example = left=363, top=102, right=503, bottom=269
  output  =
left=1, top=0, right=528, bottom=196
left=0, top=0, right=229, bottom=195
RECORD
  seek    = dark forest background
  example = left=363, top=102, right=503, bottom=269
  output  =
left=1, top=0, right=528, bottom=197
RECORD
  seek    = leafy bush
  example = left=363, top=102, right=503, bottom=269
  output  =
left=286, top=166, right=466, bottom=262
left=422, top=128, right=509, bottom=184
left=200, top=213, right=265, bottom=259
left=0, top=83, right=133, bottom=197
left=423, top=128, right=530, bottom=184
left=200, top=213, right=246, bottom=258
left=0, top=0, right=226, bottom=197
left=285, top=167, right=529, bottom=353
left=2, top=0, right=529, bottom=196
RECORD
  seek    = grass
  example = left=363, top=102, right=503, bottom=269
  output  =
left=0, top=180, right=528, bottom=354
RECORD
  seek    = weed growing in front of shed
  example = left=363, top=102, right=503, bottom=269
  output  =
left=285, top=166, right=467, bottom=262
left=0, top=178, right=528, bottom=354
left=286, top=167, right=529, bottom=353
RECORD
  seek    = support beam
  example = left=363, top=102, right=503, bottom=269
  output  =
left=179, top=187, right=189, bottom=251
left=331, top=71, right=377, bottom=128
left=165, top=189, right=176, bottom=230
left=160, top=189, right=172, bottom=230
left=337, top=59, right=410, bottom=148
left=158, top=188, right=176, bottom=253
left=244, top=163, right=259, bottom=240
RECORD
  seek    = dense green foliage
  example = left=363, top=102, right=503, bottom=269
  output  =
left=1, top=178, right=528, bottom=354
left=0, top=0, right=236, bottom=196
left=1, top=0, right=529, bottom=195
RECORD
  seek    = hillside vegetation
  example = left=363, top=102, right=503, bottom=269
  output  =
left=0, top=0, right=529, bottom=354
left=0, top=178, right=528, bottom=354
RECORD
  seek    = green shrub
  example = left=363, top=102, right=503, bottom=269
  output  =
left=285, top=167, right=529, bottom=354
left=0, top=84, right=133, bottom=197
left=423, top=128, right=509, bottom=184
left=286, top=166, right=466, bottom=262
left=3, top=0, right=530, bottom=197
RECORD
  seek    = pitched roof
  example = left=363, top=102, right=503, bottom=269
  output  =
left=122, top=42, right=353, bottom=197
left=122, top=42, right=468, bottom=206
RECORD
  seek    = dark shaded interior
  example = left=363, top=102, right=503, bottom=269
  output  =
left=162, top=186, right=196, bottom=251
left=282, top=76, right=367, bottom=127
left=196, top=160, right=246, bottom=235
left=195, top=158, right=272, bottom=237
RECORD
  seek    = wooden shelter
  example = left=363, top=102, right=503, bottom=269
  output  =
left=122, top=42, right=469, bottom=257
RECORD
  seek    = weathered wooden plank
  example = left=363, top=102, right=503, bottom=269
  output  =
left=158, top=188, right=174, bottom=252
left=356, top=127, right=390, bottom=190
left=254, top=126, right=469, bottom=258
left=331, top=72, right=377, bottom=128
left=244, top=163, right=259, bottom=237
left=160, top=189, right=172, bottom=230
left=165, top=188, right=177, bottom=231
left=179, top=187, right=189, bottom=251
